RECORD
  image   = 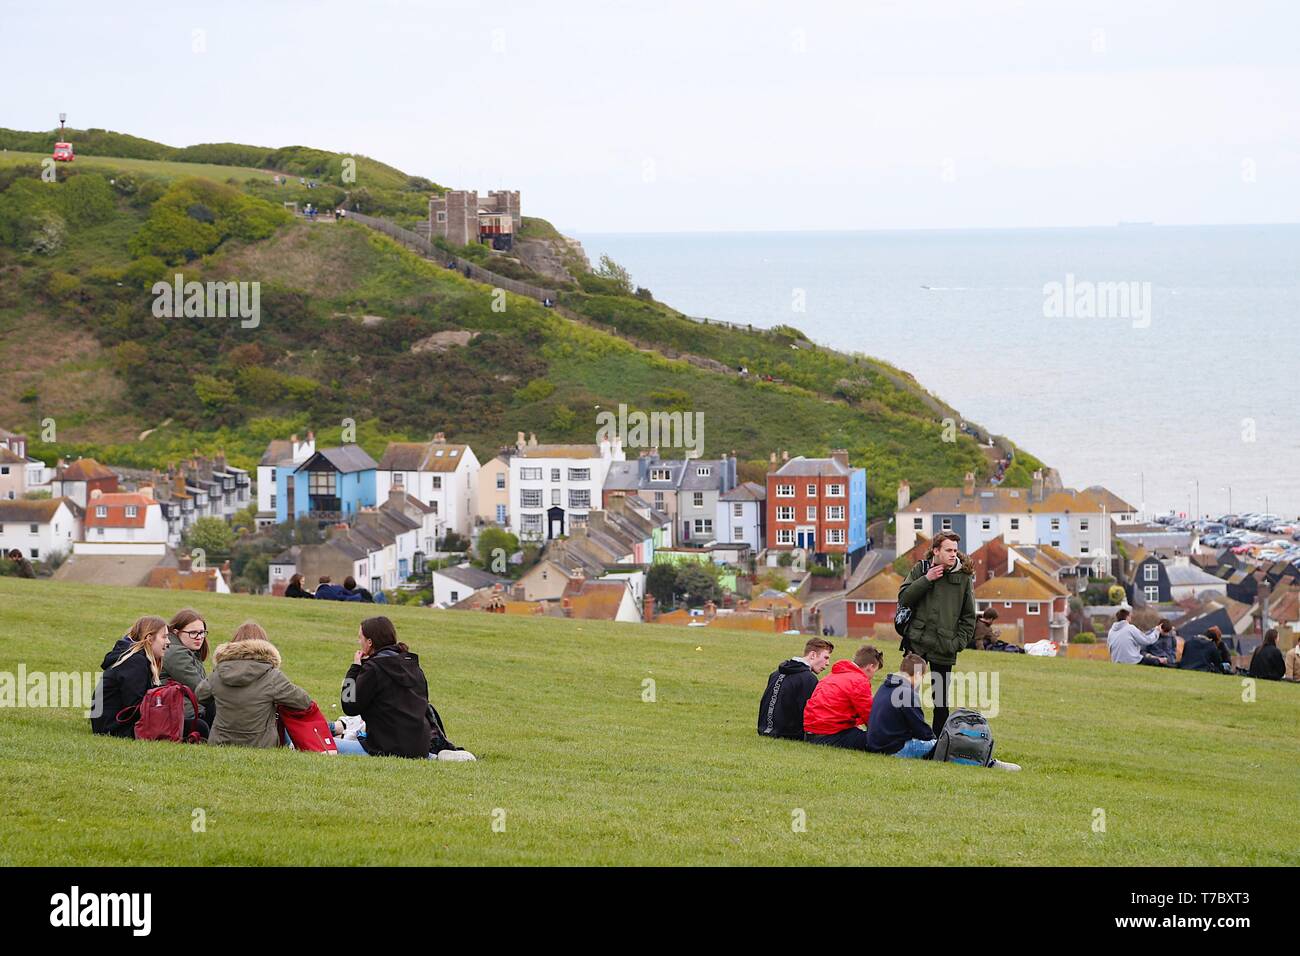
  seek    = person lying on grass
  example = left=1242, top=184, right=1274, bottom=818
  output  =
left=866, top=652, right=1020, bottom=770
left=196, top=621, right=312, bottom=748
left=757, top=636, right=833, bottom=740
left=802, top=645, right=884, bottom=750
left=338, top=616, right=438, bottom=758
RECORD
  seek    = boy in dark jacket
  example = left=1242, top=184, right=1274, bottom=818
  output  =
left=866, top=653, right=937, bottom=758
left=757, top=637, right=833, bottom=740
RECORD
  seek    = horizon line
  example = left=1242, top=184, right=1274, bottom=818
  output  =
left=567, top=220, right=1300, bottom=237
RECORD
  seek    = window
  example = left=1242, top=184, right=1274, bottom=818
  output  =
left=551, top=489, right=561, bottom=506
left=1050, top=518, right=1061, bottom=531
left=693, top=492, right=704, bottom=508
left=430, top=501, right=439, bottom=514
left=30, top=549, right=38, bottom=559
left=826, top=483, right=844, bottom=497
left=520, top=467, right=542, bottom=481
left=432, top=476, right=442, bottom=490
left=806, top=506, right=817, bottom=521
left=1051, top=540, right=1060, bottom=548
left=550, top=468, right=560, bottom=482
left=1143, top=564, right=1158, bottom=582
left=568, top=468, right=590, bottom=481
left=96, top=506, right=107, bottom=518
left=651, top=468, right=671, bottom=481
left=733, top=503, right=744, bottom=517
left=1010, top=518, right=1020, bottom=530
left=0, top=467, right=6, bottom=475
left=569, top=489, right=591, bottom=509
left=654, top=492, right=664, bottom=508
left=522, top=514, right=543, bottom=534
left=826, top=506, right=844, bottom=521
left=913, top=517, right=923, bottom=530
left=941, top=518, right=953, bottom=532
left=1144, top=586, right=1159, bottom=602
left=96, top=527, right=104, bottom=536
left=981, top=519, right=991, bottom=531
left=29, top=523, right=38, bottom=534
left=777, top=529, right=793, bottom=545
left=1027, top=603, right=1040, bottom=615
left=826, top=528, right=845, bottom=545
left=1080, top=519, right=1090, bottom=531
left=734, top=526, right=744, bottom=539
left=777, top=506, right=795, bottom=522
left=125, top=506, right=138, bottom=519
left=270, top=494, right=276, bottom=509
left=854, top=601, right=876, bottom=615
left=696, top=466, right=711, bottom=477
left=436, top=211, right=447, bottom=222
left=693, top=519, right=713, bottom=535
left=807, top=483, right=817, bottom=497
left=520, top=489, right=542, bottom=508
left=1080, top=544, right=1090, bottom=554
left=496, top=504, right=507, bottom=523
left=776, top=483, right=795, bottom=497
left=308, top=471, right=336, bottom=495
left=496, top=473, right=506, bottom=490
left=393, top=472, right=404, bottom=488
left=450, top=590, right=460, bottom=603
left=570, top=512, right=588, bottom=527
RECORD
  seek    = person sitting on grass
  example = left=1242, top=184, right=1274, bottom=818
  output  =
left=1106, top=608, right=1161, bottom=664
left=338, top=617, right=437, bottom=758
left=161, top=608, right=214, bottom=735
left=757, top=637, right=833, bottom=740
left=197, top=621, right=312, bottom=748
left=1178, top=628, right=1229, bottom=673
left=343, top=575, right=375, bottom=603
left=802, top=645, right=884, bottom=751
left=284, top=573, right=314, bottom=599
left=867, top=653, right=1021, bottom=770
left=1286, top=638, right=1300, bottom=682
left=1140, top=619, right=1178, bottom=667
left=972, top=609, right=999, bottom=650
left=1247, top=629, right=1286, bottom=681
left=90, top=615, right=169, bottom=737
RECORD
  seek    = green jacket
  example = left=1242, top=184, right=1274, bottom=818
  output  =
left=897, top=554, right=977, bottom=666
left=160, top=643, right=207, bottom=719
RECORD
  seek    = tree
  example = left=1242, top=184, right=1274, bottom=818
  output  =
left=646, top=562, right=679, bottom=610
left=184, top=516, right=235, bottom=561
left=594, top=255, right=633, bottom=294
left=677, top=563, right=722, bottom=607
left=477, top=527, right=519, bottom=573
left=1107, top=584, right=1126, bottom=605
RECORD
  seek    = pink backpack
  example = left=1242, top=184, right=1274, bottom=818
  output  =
left=119, top=680, right=203, bottom=743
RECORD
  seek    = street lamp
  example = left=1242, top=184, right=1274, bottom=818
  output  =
left=1220, top=485, right=1232, bottom=515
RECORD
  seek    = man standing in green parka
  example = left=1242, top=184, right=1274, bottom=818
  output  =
left=897, top=530, right=977, bottom=735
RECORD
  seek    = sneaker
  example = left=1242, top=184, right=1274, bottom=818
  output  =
left=990, top=759, right=1021, bottom=772
left=436, top=750, right=477, bottom=762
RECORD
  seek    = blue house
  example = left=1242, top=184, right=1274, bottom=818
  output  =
left=275, top=446, right=378, bottom=523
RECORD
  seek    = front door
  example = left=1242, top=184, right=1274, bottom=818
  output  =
left=797, top=526, right=816, bottom=550
left=547, top=505, right=566, bottom=540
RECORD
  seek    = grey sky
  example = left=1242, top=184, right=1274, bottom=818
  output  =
left=5, top=0, right=1297, bottom=232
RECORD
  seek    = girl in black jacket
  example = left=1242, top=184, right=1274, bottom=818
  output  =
left=338, top=617, right=433, bottom=758
left=90, top=616, right=169, bottom=736
left=284, top=574, right=314, bottom=599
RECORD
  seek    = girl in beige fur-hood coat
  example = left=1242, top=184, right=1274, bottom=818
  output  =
left=196, top=639, right=312, bottom=748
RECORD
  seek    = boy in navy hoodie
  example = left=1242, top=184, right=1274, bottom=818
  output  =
left=866, top=653, right=937, bottom=758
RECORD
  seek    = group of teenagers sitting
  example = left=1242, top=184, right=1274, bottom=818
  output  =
left=757, top=637, right=1020, bottom=770
left=1107, top=607, right=1299, bottom=680
left=89, top=609, right=471, bottom=759
left=282, top=573, right=387, bottom=604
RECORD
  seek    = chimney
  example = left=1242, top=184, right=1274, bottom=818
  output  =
left=770, top=452, right=777, bottom=466
left=643, top=593, right=655, bottom=621
left=898, top=479, right=911, bottom=511
left=963, top=472, right=976, bottom=497
left=178, top=553, right=192, bottom=572
left=516, top=431, right=526, bottom=452
left=830, top=449, right=849, bottom=468
left=528, top=433, right=537, bottom=447
left=561, top=596, right=573, bottom=617
left=781, top=450, right=789, bottom=462
left=1032, top=469, right=1044, bottom=502
left=434, top=432, right=446, bottom=443
left=90, top=488, right=103, bottom=500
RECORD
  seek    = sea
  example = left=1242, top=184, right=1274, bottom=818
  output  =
left=574, top=224, right=1300, bottom=521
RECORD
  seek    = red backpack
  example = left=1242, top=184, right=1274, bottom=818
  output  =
left=277, top=702, right=339, bottom=754
left=119, top=680, right=203, bottom=743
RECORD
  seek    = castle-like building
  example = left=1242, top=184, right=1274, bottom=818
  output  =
left=429, top=189, right=521, bottom=249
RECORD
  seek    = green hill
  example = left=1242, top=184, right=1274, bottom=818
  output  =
left=0, top=128, right=1044, bottom=519
left=1, top=577, right=1294, bottom=865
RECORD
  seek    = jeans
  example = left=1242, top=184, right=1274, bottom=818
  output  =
left=334, top=737, right=370, bottom=755
left=894, top=738, right=937, bottom=759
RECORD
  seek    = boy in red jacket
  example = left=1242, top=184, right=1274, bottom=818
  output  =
left=803, top=645, right=884, bottom=750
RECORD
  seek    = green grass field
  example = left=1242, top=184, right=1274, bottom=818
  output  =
left=0, top=150, right=273, bottom=184
left=1, top=576, right=1296, bottom=866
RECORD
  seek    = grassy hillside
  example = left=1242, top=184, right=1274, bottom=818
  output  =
left=0, top=577, right=1294, bottom=866
left=0, top=133, right=1044, bottom=518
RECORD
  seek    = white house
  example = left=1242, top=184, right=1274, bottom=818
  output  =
left=376, top=434, right=479, bottom=538
left=509, top=432, right=625, bottom=544
left=0, top=497, right=82, bottom=562
left=256, top=433, right=316, bottom=528
left=716, top=481, right=766, bottom=553
left=76, top=489, right=168, bottom=556
left=432, top=564, right=510, bottom=607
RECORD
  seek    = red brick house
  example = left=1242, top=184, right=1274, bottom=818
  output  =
left=973, top=560, right=1069, bottom=644
left=765, top=451, right=865, bottom=564
left=845, top=566, right=905, bottom=637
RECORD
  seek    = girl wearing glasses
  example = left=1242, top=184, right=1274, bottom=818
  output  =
left=162, top=608, right=213, bottom=736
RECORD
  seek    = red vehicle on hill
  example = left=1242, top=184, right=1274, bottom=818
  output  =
left=52, top=141, right=74, bottom=162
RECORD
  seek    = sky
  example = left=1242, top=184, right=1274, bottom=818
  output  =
left=3, top=0, right=1298, bottom=233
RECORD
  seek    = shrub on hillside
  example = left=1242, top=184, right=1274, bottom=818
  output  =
left=129, top=177, right=289, bottom=264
